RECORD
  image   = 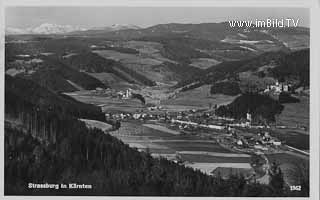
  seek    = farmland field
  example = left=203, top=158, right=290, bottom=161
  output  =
left=154, top=141, right=233, bottom=153
left=109, top=121, right=253, bottom=175
left=162, top=85, right=238, bottom=108
left=111, top=122, right=177, bottom=138
left=184, top=163, right=253, bottom=176
left=180, top=154, right=251, bottom=163
left=143, top=124, right=180, bottom=135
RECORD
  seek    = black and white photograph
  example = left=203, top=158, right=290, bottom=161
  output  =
left=3, top=5, right=312, bottom=197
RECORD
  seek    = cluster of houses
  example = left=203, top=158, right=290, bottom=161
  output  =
left=106, top=107, right=258, bottom=134
left=251, top=132, right=282, bottom=152
left=263, top=81, right=291, bottom=94
left=225, top=129, right=282, bottom=153
left=105, top=111, right=168, bottom=121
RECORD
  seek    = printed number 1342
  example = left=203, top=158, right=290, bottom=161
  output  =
left=290, top=185, right=301, bottom=191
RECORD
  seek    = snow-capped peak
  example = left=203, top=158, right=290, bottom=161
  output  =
left=5, top=23, right=140, bottom=35
left=5, top=23, right=87, bottom=35
left=31, top=23, right=86, bottom=34
left=5, top=27, right=29, bottom=35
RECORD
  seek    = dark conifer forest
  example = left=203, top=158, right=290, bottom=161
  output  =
left=215, top=93, right=284, bottom=123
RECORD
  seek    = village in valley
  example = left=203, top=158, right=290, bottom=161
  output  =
left=73, top=77, right=309, bottom=184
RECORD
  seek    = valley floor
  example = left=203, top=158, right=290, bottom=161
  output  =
left=66, top=87, right=309, bottom=187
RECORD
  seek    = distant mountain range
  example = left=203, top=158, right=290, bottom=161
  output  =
left=67, top=22, right=309, bottom=51
left=90, top=24, right=141, bottom=31
left=5, top=23, right=141, bottom=35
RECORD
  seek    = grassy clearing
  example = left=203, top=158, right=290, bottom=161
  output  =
left=65, top=91, right=146, bottom=113
left=162, top=85, right=237, bottom=108
left=190, top=58, right=221, bottom=69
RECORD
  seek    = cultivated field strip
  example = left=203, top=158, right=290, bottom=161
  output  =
left=143, top=124, right=180, bottom=135
left=177, top=151, right=250, bottom=157
left=184, top=163, right=253, bottom=176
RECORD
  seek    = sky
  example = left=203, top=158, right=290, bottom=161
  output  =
left=5, top=7, right=310, bottom=29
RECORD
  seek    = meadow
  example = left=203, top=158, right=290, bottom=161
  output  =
left=162, top=85, right=238, bottom=108
left=190, top=58, right=221, bottom=69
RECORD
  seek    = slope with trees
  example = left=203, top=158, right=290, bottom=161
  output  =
left=215, top=93, right=284, bottom=123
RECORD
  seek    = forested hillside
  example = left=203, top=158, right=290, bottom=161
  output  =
left=215, top=93, right=284, bottom=123
left=270, top=49, right=309, bottom=87
left=64, top=52, right=156, bottom=86
left=7, top=122, right=281, bottom=196
left=27, top=57, right=107, bottom=92
left=177, top=49, right=309, bottom=91
left=5, top=75, right=105, bottom=121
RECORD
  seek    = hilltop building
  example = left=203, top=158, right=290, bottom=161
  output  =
left=263, top=81, right=290, bottom=94
left=246, top=112, right=252, bottom=122
left=117, top=88, right=132, bottom=99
